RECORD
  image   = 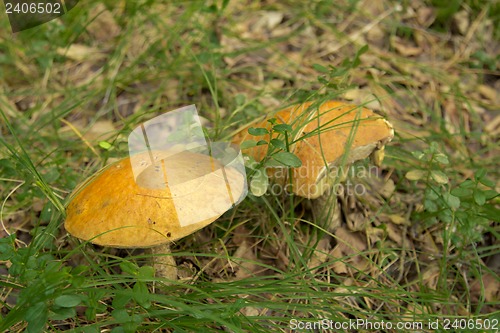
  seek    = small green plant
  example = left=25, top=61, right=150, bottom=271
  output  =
left=449, top=169, right=499, bottom=246
left=118, top=261, right=155, bottom=310
left=242, top=45, right=370, bottom=197
left=0, top=234, right=88, bottom=333
left=0, top=232, right=161, bottom=333
left=241, top=119, right=301, bottom=197
left=406, top=142, right=499, bottom=248
left=469, top=50, right=499, bottom=71
left=309, top=45, right=369, bottom=97
left=405, top=142, right=450, bottom=186
left=108, top=261, right=156, bottom=333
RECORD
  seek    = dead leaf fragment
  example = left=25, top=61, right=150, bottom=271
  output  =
left=57, top=44, right=105, bottom=62
left=330, top=227, right=369, bottom=273
left=232, top=240, right=259, bottom=280
left=470, top=272, right=499, bottom=303
left=387, top=214, right=409, bottom=226
left=478, top=84, right=498, bottom=104
left=386, top=223, right=403, bottom=246
left=330, top=246, right=348, bottom=274
left=421, top=264, right=440, bottom=290
left=366, top=226, right=384, bottom=245
left=257, top=11, right=284, bottom=31
left=366, top=25, right=386, bottom=48
left=308, top=238, right=331, bottom=271
left=83, top=120, right=116, bottom=142
left=484, top=115, right=500, bottom=136
left=453, top=10, right=470, bottom=35
left=416, top=7, right=435, bottom=27
left=86, top=3, right=120, bottom=42
left=380, top=178, right=395, bottom=198
left=342, top=88, right=382, bottom=111
left=241, top=306, right=260, bottom=316
left=391, top=36, right=422, bottom=57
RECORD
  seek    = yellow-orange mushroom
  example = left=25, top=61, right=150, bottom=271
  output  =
left=233, top=100, right=394, bottom=199
left=65, top=150, right=246, bottom=280
left=233, top=100, right=394, bottom=230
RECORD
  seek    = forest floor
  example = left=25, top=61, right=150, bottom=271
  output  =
left=0, top=1, right=498, bottom=332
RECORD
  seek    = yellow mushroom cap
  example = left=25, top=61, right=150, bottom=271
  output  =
left=65, top=150, right=246, bottom=248
left=233, top=100, right=394, bottom=199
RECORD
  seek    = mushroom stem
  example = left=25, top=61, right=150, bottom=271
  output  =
left=312, top=187, right=341, bottom=233
left=150, top=243, right=178, bottom=281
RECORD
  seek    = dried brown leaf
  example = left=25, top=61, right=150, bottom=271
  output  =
left=385, top=223, right=404, bottom=247
left=478, top=85, right=498, bottom=104
left=346, top=211, right=368, bottom=232
left=421, top=264, right=440, bottom=290
left=343, top=88, right=382, bottom=111
left=453, top=10, right=470, bottom=35
left=330, top=245, right=348, bottom=274
left=335, top=227, right=367, bottom=255
left=391, top=36, right=422, bottom=57
left=82, top=120, right=116, bottom=142
left=57, top=44, right=105, bottom=62
left=86, top=4, right=120, bottom=42
left=366, top=226, right=384, bottom=245
left=232, top=240, right=259, bottom=280
left=484, top=115, right=500, bottom=136
left=366, top=25, right=386, bottom=48
left=387, top=214, right=409, bottom=226
left=308, top=238, right=331, bottom=271
left=470, top=272, right=500, bottom=303
left=380, top=178, right=395, bottom=198
left=416, top=7, right=435, bottom=27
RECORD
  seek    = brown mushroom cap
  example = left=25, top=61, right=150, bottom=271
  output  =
left=233, top=100, right=394, bottom=199
left=65, top=150, right=246, bottom=248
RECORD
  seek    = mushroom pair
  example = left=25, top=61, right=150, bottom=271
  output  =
left=64, top=101, right=393, bottom=278
left=233, top=100, right=394, bottom=230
